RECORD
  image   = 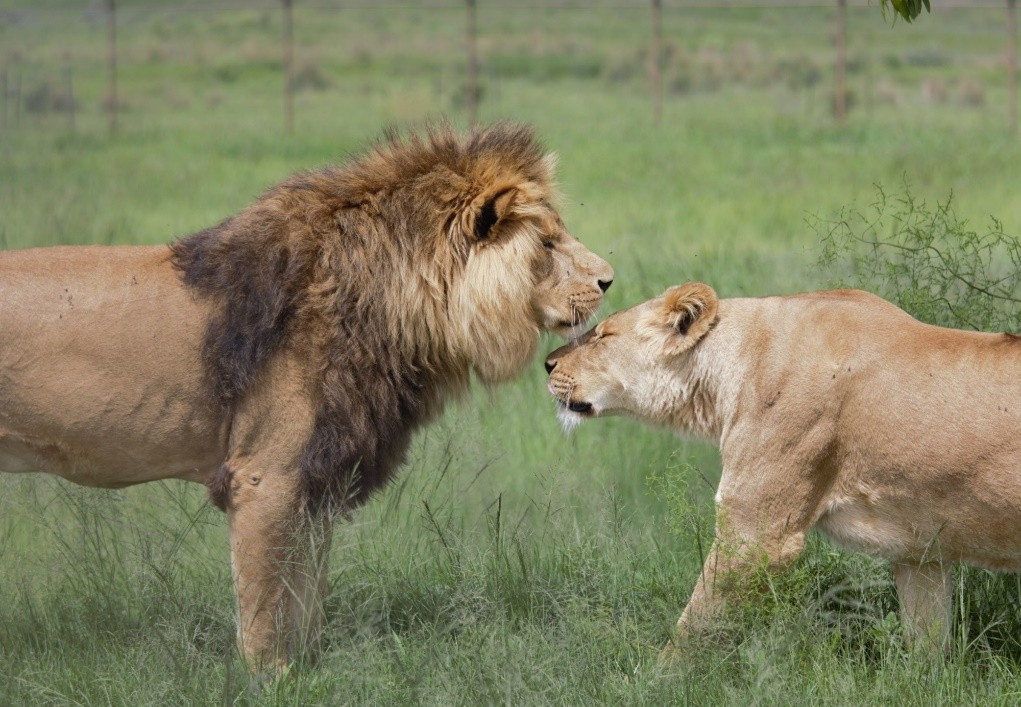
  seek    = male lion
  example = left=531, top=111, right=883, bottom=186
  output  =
left=545, top=282, right=1021, bottom=655
left=0, top=123, right=613, bottom=671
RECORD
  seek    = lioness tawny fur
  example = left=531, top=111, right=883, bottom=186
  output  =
left=546, top=282, right=1021, bottom=655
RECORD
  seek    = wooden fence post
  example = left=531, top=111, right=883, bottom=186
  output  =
left=1, top=65, right=7, bottom=131
left=107, top=0, right=117, bottom=134
left=283, top=0, right=294, bottom=134
left=466, top=0, right=479, bottom=125
left=650, top=0, right=663, bottom=126
left=1009, top=0, right=1017, bottom=134
left=835, top=0, right=847, bottom=124
left=13, top=63, right=20, bottom=129
left=65, top=52, right=75, bottom=132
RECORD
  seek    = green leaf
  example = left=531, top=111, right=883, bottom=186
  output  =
left=879, top=0, right=930, bottom=23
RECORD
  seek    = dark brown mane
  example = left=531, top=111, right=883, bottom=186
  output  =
left=170, top=122, right=552, bottom=512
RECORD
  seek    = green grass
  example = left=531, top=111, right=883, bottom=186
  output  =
left=3, top=2, right=1021, bottom=704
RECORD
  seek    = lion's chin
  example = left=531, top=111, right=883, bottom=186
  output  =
left=551, top=321, right=590, bottom=342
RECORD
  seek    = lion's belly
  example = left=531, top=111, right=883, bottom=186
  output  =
left=0, top=386, right=226, bottom=486
left=0, top=245, right=230, bottom=486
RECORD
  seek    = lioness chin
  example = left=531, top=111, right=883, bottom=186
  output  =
left=546, top=282, right=1021, bottom=656
left=0, top=123, right=613, bottom=673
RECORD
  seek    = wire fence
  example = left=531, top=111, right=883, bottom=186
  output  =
left=0, top=1, right=1016, bottom=136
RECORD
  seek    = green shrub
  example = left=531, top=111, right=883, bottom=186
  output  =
left=816, top=183, right=1021, bottom=333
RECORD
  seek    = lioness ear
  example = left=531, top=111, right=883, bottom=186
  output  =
left=663, top=282, right=719, bottom=340
left=474, top=188, right=517, bottom=240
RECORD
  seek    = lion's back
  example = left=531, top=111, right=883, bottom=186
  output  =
left=0, top=244, right=227, bottom=485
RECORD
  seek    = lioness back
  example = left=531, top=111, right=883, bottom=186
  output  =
left=759, top=292, right=1021, bottom=568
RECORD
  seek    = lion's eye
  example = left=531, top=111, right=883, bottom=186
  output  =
left=542, top=240, right=555, bottom=250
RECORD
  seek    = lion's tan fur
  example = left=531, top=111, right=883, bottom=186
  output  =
left=0, top=123, right=613, bottom=672
left=546, top=283, right=1021, bottom=655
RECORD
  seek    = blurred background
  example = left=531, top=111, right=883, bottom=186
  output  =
left=2, top=2, right=1021, bottom=703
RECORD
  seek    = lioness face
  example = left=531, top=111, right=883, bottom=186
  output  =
left=544, top=282, right=719, bottom=431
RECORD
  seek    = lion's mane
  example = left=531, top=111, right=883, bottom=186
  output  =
left=171, top=123, right=555, bottom=512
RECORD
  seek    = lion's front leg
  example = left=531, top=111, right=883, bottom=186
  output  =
left=227, top=462, right=333, bottom=674
left=227, top=464, right=297, bottom=673
left=288, top=511, right=333, bottom=660
left=218, top=350, right=332, bottom=674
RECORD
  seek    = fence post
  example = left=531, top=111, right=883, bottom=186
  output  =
left=107, top=0, right=117, bottom=134
left=835, top=0, right=847, bottom=124
left=466, top=0, right=479, bottom=125
left=1009, top=0, right=1017, bottom=134
left=65, top=52, right=75, bottom=132
left=283, top=0, right=294, bottom=134
left=650, top=0, right=663, bottom=126
left=13, top=62, right=20, bottom=129
left=1, top=65, right=7, bottom=131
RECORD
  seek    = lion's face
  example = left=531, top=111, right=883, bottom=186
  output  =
left=451, top=184, right=613, bottom=384
left=543, top=283, right=719, bottom=430
left=530, top=209, right=615, bottom=340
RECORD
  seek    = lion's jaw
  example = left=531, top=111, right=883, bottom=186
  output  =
left=533, top=233, right=613, bottom=342
left=451, top=222, right=613, bottom=385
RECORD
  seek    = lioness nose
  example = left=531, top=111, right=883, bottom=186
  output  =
left=598, top=278, right=613, bottom=293
left=544, top=358, right=557, bottom=374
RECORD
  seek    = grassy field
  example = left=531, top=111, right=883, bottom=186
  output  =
left=2, top=2, right=1021, bottom=704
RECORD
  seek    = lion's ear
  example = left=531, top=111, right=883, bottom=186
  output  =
left=662, top=282, right=719, bottom=341
left=474, top=188, right=517, bottom=240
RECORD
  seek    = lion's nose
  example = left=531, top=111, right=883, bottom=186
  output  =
left=598, top=278, right=613, bottom=293
left=544, top=358, right=557, bottom=375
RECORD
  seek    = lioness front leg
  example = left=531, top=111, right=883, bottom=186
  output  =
left=667, top=519, right=808, bottom=642
left=661, top=468, right=819, bottom=663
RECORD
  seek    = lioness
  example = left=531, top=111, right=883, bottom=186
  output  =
left=545, top=282, right=1021, bottom=653
left=0, top=123, right=613, bottom=671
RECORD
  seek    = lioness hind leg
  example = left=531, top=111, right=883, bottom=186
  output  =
left=894, top=560, right=953, bottom=653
